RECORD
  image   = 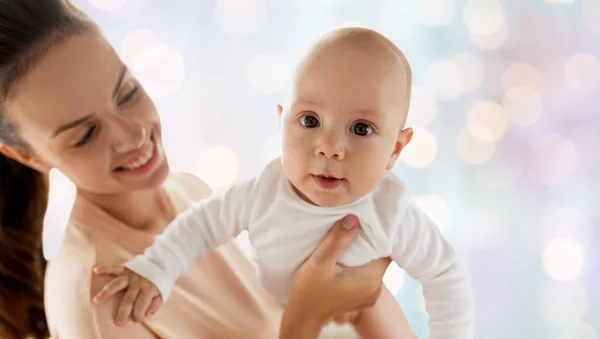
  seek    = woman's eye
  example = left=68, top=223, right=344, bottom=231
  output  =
left=351, top=122, right=373, bottom=136
left=117, top=81, right=139, bottom=106
left=300, top=115, right=320, bottom=128
left=73, top=125, right=98, bottom=147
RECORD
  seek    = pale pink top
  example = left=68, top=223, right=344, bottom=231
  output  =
left=44, top=173, right=283, bottom=339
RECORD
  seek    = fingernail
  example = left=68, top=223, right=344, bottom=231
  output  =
left=342, top=215, right=357, bottom=230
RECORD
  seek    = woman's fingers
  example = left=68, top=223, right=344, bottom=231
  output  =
left=115, top=285, right=141, bottom=326
left=93, top=265, right=125, bottom=275
left=93, top=275, right=129, bottom=304
left=310, top=215, right=359, bottom=267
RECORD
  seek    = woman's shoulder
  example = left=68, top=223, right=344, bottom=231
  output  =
left=167, top=172, right=213, bottom=200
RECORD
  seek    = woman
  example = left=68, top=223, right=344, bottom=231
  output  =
left=0, top=1, right=413, bottom=338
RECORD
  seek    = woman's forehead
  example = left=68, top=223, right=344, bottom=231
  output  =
left=7, top=33, right=123, bottom=137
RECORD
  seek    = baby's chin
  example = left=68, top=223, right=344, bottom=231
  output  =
left=305, top=191, right=364, bottom=208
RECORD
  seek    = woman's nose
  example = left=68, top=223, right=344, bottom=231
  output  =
left=111, top=117, right=147, bottom=153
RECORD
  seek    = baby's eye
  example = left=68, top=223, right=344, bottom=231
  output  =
left=300, top=115, right=320, bottom=128
left=351, top=122, right=373, bottom=136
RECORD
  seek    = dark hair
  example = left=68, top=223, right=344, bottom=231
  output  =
left=0, top=1, right=96, bottom=338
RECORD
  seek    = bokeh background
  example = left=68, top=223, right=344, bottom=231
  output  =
left=42, top=0, right=599, bottom=338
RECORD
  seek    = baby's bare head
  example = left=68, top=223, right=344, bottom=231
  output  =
left=288, top=27, right=412, bottom=128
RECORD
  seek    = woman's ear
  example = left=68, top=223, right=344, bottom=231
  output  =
left=0, top=144, right=50, bottom=173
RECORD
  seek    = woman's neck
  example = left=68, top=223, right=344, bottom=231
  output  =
left=76, top=185, right=176, bottom=232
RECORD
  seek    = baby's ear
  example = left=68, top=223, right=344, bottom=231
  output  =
left=277, top=104, right=283, bottom=117
left=386, top=128, right=414, bottom=170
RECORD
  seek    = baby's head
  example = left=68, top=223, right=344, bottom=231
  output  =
left=278, top=27, right=413, bottom=207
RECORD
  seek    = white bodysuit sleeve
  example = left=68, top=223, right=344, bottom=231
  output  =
left=391, top=199, right=475, bottom=339
left=124, top=177, right=258, bottom=301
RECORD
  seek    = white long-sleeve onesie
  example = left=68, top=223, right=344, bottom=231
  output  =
left=125, top=158, right=474, bottom=339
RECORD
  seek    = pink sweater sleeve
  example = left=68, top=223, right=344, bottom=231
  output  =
left=44, top=245, right=161, bottom=339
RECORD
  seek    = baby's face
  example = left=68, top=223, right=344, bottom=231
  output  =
left=280, top=43, right=412, bottom=207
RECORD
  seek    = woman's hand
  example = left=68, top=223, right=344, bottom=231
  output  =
left=279, top=214, right=391, bottom=339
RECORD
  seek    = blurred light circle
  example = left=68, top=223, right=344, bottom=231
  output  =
left=457, top=127, right=496, bottom=164
left=215, top=0, right=267, bottom=37
left=527, top=133, right=577, bottom=186
left=383, top=262, right=405, bottom=295
left=88, top=0, right=127, bottom=10
left=131, top=45, right=185, bottom=99
left=583, top=0, right=600, bottom=34
left=406, top=87, right=437, bottom=127
left=196, top=145, right=240, bottom=187
left=415, top=195, right=450, bottom=232
left=502, top=63, right=543, bottom=91
left=538, top=280, right=589, bottom=327
left=261, top=134, right=282, bottom=166
left=400, top=128, right=438, bottom=168
left=565, top=53, right=600, bottom=92
left=467, top=101, right=507, bottom=142
left=559, top=322, right=599, bottom=339
left=543, top=206, right=594, bottom=251
left=463, top=209, right=508, bottom=249
left=416, top=0, right=456, bottom=26
left=451, top=53, right=485, bottom=92
left=469, top=22, right=509, bottom=50
left=463, top=0, right=505, bottom=35
left=121, top=29, right=162, bottom=66
left=503, top=86, right=543, bottom=126
left=247, top=54, right=287, bottom=94
left=543, top=238, right=585, bottom=282
left=424, top=61, right=465, bottom=101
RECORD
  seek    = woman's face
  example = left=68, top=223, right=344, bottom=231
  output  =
left=4, top=32, right=170, bottom=194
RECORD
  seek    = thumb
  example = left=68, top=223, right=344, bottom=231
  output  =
left=311, top=215, right=360, bottom=267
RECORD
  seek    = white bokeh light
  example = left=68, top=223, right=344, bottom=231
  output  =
left=131, top=44, right=186, bottom=99
left=538, top=280, right=589, bottom=327
left=451, top=53, right=485, bottom=92
left=564, top=53, right=600, bottom=92
left=383, top=262, right=405, bottom=295
left=503, top=86, right=543, bottom=126
left=583, top=0, right=600, bottom=34
left=569, top=124, right=600, bottom=168
left=469, top=22, right=509, bottom=50
left=196, top=145, right=240, bottom=188
left=559, top=322, right=599, bottom=339
left=247, top=54, right=287, bottom=94
left=457, top=127, right=496, bottom=164
left=527, top=133, right=578, bottom=186
left=415, top=195, right=450, bottom=232
left=474, top=147, right=522, bottom=188
left=502, top=63, right=543, bottom=91
left=416, top=0, right=456, bottom=26
left=463, top=0, right=505, bottom=35
left=467, top=101, right=507, bottom=142
left=543, top=238, right=585, bottom=282
left=121, top=29, right=162, bottom=66
left=400, top=128, right=438, bottom=168
left=543, top=206, right=595, bottom=251
left=261, top=134, right=282, bottom=166
left=215, top=0, right=267, bottom=37
left=88, top=0, right=127, bottom=10
left=406, top=87, right=437, bottom=127
left=424, top=61, right=465, bottom=101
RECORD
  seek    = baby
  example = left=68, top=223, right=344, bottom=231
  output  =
left=94, top=27, right=474, bottom=338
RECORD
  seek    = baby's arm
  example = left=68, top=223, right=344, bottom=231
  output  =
left=391, top=200, right=475, bottom=339
left=122, top=177, right=259, bottom=301
left=352, top=286, right=416, bottom=339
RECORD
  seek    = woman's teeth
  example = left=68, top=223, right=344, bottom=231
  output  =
left=121, top=142, right=154, bottom=170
